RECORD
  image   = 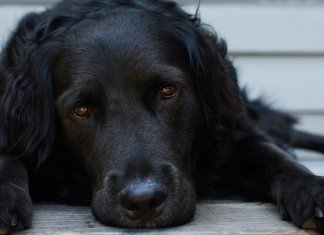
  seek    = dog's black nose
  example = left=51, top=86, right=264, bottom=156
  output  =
left=120, top=182, right=166, bottom=219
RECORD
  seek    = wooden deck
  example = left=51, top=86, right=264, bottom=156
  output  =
left=15, top=153, right=324, bottom=235
left=15, top=114, right=324, bottom=235
left=2, top=106, right=320, bottom=235
left=16, top=201, right=317, bottom=235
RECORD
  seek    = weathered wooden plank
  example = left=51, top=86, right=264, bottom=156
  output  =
left=16, top=201, right=317, bottom=235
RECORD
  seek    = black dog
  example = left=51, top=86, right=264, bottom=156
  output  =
left=1, top=0, right=324, bottom=233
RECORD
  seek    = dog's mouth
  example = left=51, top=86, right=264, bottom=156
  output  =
left=90, top=167, right=197, bottom=228
left=92, top=194, right=196, bottom=228
left=123, top=203, right=164, bottom=221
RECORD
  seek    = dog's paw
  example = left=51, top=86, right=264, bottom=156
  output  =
left=0, top=183, right=33, bottom=234
left=277, top=176, right=324, bottom=233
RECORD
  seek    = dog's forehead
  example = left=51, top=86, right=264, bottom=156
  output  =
left=57, top=9, right=188, bottom=91
left=66, top=8, right=173, bottom=60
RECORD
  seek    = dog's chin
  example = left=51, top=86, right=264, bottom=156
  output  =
left=91, top=185, right=197, bottom=228
left=92, top=210, right=196, bottom=229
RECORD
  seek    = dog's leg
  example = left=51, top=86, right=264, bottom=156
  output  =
left=291, top=129, right=324, bottom=154
left=231, top=141, right=324, bottom=232
left=0, top=156, right=32, bottom=234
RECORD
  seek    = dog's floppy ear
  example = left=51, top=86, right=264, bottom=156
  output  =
left=195, top=30, right=242, bottom=129
left=0, top=12, right=67, bottom=168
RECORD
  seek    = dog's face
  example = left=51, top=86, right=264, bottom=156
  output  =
left=53, top=9, right=203, bottom=227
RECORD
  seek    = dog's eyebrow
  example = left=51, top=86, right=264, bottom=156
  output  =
left=153, top=65, right=186, bottom=83
left=56, top=79, right=104, bottom=105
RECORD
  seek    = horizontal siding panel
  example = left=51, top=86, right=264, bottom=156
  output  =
left=0, top=6, right=45, bottom=45
left=2, top=0, right=324, bottom=5
left=235, top=56, right=324, bottom=111
left=184, top=4, right=324, bottom=55
left=0, top=1, right=55, bottom=3
left=2, top=4, right=324, bottom=54
left=295, top=114, right=324, bottom=135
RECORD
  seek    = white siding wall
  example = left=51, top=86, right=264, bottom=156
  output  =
left=184, top=3, right=324, bottom=112
left=1, top=2, right=324, bottom=112
left=0, top=5, right=44, bottom=44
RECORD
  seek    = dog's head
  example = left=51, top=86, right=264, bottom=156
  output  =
left=0, top=0, right=240, bottom=228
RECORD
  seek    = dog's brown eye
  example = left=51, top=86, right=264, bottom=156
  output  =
left=72, top=104, right=89, bottom=119
left=160, top=86, right=177, bottom=99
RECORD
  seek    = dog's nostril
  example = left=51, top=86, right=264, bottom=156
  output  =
left=120, top=183, right=166, bottom=218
